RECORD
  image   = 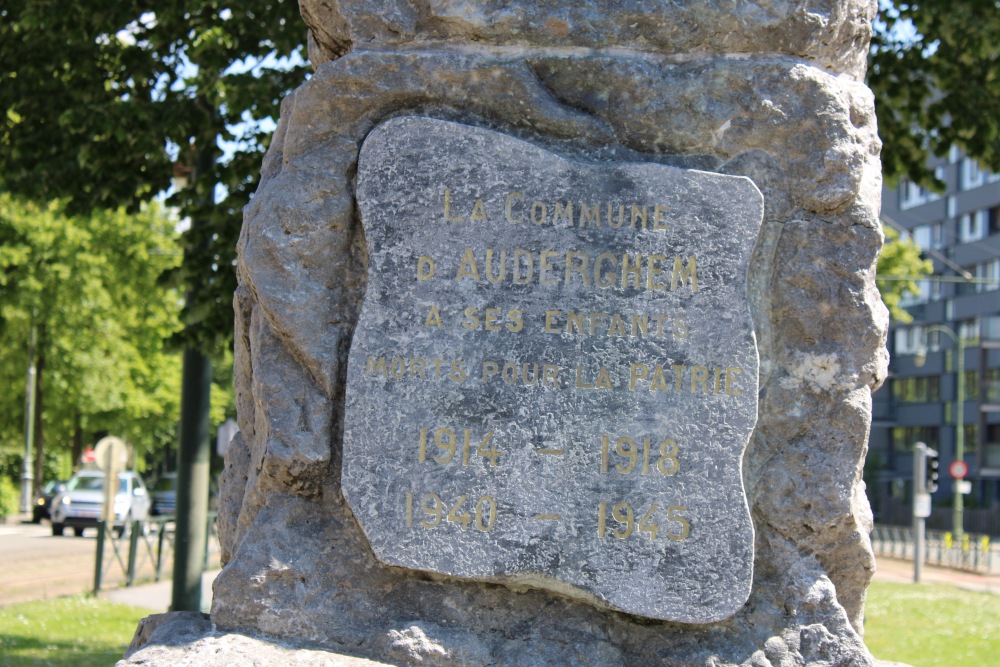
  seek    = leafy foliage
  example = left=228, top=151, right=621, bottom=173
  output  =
left=2, top=1, right=996, bottom=346
left=0, top=196, right=185, bottom=466
left=876, top=225, right=934, bottom=322
left=0, top=473, right=19, bottom=518
left=0, top=1, right=309, bottom=351
left=870, top=1, right=1000, bottom=188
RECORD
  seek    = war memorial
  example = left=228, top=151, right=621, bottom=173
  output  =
left=121, top=1, right=892, bottom=665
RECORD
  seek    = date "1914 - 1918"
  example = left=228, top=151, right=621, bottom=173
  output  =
left=417, top=426, right=682, bottom=476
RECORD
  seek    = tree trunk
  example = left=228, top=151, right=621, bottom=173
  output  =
left=31, top=332, right=45, bottom=494
left=72, top=412, right=83, bottom=468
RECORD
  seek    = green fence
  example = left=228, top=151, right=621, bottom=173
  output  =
left=92, top=512, right=219, bottom=594
left=872, top=524, right=995, bottom=573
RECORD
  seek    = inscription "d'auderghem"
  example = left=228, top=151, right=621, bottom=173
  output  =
left=415, top=248, right=698, bottom=292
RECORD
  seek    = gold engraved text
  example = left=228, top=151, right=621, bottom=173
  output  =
left=600, top=435, right=679, bottom=476
left=481, top=360, right=560, bottom=389
left=448, top=247, right=698, bottom=292
left=366, top=356, right=468, bottom=383
left=418, top=426, right=500, bottom=467
left=597, top=502, right=690, bottom=541
left=406, top=492, right=497, bottom=532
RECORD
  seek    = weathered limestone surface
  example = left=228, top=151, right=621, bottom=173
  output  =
left=116, top=613, right=911, bottom=667
left=301, top=0, right=877, bottom=79
left=344, top=117, right=763, bottom=623
left=133, top=1, right=889, bottom=665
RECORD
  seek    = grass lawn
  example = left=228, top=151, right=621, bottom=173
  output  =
left=0, top=596, right=146, bottom=667
left=0, top=583, right=997, bottom=665
left=864, top=581, right=1000, bottom=667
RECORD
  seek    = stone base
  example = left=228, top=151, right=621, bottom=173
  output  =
left=118, top=612, right=911, bottom=667
left=118, top=612, right=392, bottom=667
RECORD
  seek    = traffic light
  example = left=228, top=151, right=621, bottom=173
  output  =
left=925, top=447, right=940, bottom=493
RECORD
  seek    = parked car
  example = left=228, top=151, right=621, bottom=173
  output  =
left=149, top=473, right=176, bottom=516
left=148, top=473, right=220, bottom=516
left=32, top=479, right=67, bottom=523
left=50, top=470, right=151, bottom=537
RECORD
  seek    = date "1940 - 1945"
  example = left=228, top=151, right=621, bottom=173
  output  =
left=403, top=491, right=691, bottom=541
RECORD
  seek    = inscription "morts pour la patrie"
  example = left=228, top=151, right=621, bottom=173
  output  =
left=342, top=117, right=763, bottom=623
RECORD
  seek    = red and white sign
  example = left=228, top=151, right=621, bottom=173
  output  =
left=81, top=447, right=96, bottom=464
left=949, top=460, right=969, bottom=479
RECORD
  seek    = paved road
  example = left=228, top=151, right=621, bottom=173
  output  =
left=4, top=518, right=996, bottom=612
left=0, top=521, right=100, bottom=606
left=0, top=520, right=175, bottom=607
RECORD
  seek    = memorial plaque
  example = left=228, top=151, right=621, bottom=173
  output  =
left=343, top=117, right=763, bottom=623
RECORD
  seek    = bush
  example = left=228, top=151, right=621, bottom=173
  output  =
left=0, top=473, right=20, bottom=519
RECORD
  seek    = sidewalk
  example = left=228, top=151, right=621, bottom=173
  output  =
left=872, top=555, right=1000, bottom=595
left=101, top=569, right=220, bottom=613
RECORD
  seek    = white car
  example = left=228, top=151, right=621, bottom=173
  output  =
left=50, top=470, right=151, bottom=537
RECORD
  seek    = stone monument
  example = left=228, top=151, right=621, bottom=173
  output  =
left=123, top=1, right=890, bottom=665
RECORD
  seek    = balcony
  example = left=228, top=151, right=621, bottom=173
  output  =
left=983, top=443, right=1000, bottom=470
left=871, top=401, right=897, bottom=423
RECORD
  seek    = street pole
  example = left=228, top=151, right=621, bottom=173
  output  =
left=923, top=325, right=966, bottom=541
left=19, top=319, right=37, bottom=513
left=171, top=347, right=212, bottom=611
left=953, top=336, right=965, bottom=541
left=170, top=143, right=214, bottom=613
left=912, top=441, right=930, bottom=583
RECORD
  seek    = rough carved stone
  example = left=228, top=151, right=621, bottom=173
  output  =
left=343, top=117, right=762, bottom=622
left=130, top=1, right=890, bottom=665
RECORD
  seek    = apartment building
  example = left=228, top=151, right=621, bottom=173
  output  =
left=869, top=147, right=1000, bottom=532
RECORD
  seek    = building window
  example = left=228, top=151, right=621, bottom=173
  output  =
left=985, top=426, right=1000, bottom=469
left=926, top=328, right=943, bottom=352
left=958, top=268, right=978, bottom=296
left=912, top=225, right=932, bottom=250
left=959, top=318, right=980, bottom=344
left=984, top=368, right=1000, bottom=403
left=894, top=376, right=941, bottom=403
left=961, top=158, right=985, bottom=190
left=900, top=279, right=931, bottom=306
left=931, top=222, right=945, bottom=249
left=963, top=424, right=979, bottom=450
left=982, top=316, right=1000, bottom=342
left=963, top=371, right=980, bottom=401
left=900, top=179, right=929, bottom=209
left=894, top=325, right=926, bottom=355
left=892, top=426, right=939, bottom=452
left=974, top=260, right=1000, bottom=293
left=959, top=210, right=987, bottom=242
left=930, top=278, right=943, bottom=301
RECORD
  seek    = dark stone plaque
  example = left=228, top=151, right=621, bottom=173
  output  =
left=343, top=117, right=763, bottom=622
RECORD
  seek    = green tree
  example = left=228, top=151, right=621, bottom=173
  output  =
left=0, top=196, right=192, bottom=487
left=876, top=225, right=934, bottom=322
left=0, top=1, right=308, bottom=350
left=869, top=0, right=1000, bottom=187
left=2, top=1, right=995, bottom=348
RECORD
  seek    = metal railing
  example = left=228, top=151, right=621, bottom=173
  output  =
left=93, top=512, right=219, bottom=594
left=871, top=524, right=995, bottom=573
